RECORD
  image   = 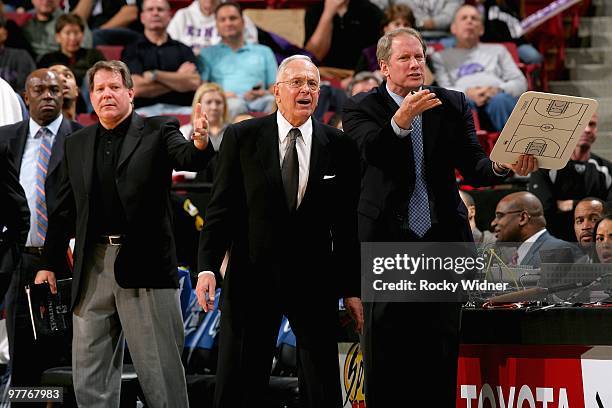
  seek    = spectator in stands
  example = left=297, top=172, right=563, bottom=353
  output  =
left=491, top=191, right=576, bottom=267
left=176, top=82, right=228, bottom=182
left=304, top=0, right=383, bottom=71
left=198, top=2, right=276, bottom=118
left=476, top=0, right=543, bottom=64
left=0, top=15, right=35, bottom=92
left=529, top=112, right=612, bottom=242
left=24, top=0, right=93, bottom=60
left=348, top=71, right=381, bottom=96
left=460, top=189, right=496, bottom=245
left=355, top=3, right=415, bottom=73
left=0, top=68, right=81, bottom=389
left=167, top=0, right=258, bottom=55
left=37, top=14, right=105, bottom=88
left=574, top=197, right=606, bottom=263
left=49, top=64, right=82, bottom=120
left=594, top=215, right=612, bottom=263
left=396, top=0, right=461, bottom=44
left=123, top=0, right=201, bottom=116
left=0, top=2, right=35, bottom=55
left=432, top=4, right=527, bottom=132
left=70, top=0, right=142, bottom=46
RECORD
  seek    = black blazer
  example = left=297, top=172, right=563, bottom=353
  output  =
left=198, top=114, right=361, bottom=310
left=343, top=83, right=505, bottom=242
left=0, top=116, right=83, bottom=223
left=0, top=142, right=30, bottom=297
left=41, top=113, right=215, bottom=309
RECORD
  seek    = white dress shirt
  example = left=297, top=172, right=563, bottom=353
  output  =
left=21, top=114, right=63, bottom=247
left=198, top=112, right=314, bottom=278
left=276, top=111, right=312, bottom=208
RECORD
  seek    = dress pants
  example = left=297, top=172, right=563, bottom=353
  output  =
left=72, top=243, right=188, bottom=408
left=214, top=297, right=342, bottom=408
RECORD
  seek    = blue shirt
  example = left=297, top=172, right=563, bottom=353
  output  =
left=20, top=114, right=63, bottom=247
left=197, top=42, right=277, bottom=96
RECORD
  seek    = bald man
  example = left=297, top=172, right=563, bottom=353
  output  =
left=0, top=68, right=82, bottom=387
left=491, top=191, right=576, bottom=267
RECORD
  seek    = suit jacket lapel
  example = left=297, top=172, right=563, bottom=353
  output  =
left=10, top=122, right=28, bottom=171
left=81, top=126, right=97, bottom=194
left=303, top=119, right=330, bottom=203
left=117, top=113, right=144, bottom=171
left=422, top=85, right=441, bottom=161
left=47, top=118, right=69, bottom=177
left=522, top=231, right=548, bottom=265
left=255, top=114, right=285, bottom=204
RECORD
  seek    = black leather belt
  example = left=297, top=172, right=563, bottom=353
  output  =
left=98, top=235, right=124, bottom=246
left=23, top=247, right=44, bottom=256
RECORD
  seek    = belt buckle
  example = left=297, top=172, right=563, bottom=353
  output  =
left=108, top=235, right=122, bottom=246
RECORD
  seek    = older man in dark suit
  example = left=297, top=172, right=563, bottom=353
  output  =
left=36, top=60, right=214, bottom=408
left=0, top=68, right=82, bottom=388
left=342, top=28, right=537, bottom=407
left=196, top=54, right=363, bottom=408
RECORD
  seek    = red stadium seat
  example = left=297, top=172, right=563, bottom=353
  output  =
left=96, top=45, right=124, bottom=61
left=76, top=113, right=99, bottom=127
left=4, top=12, right=33, bottom=26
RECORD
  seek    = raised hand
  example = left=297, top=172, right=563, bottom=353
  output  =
left=192, top=102, right=209, bottom=151
left=394, top=89, right=442, bottom=129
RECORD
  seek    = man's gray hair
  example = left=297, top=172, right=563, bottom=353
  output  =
left=86, top=60, right=133, bottom=90
left=348, top=71, right=381, bottom=94
left=276, top=55, right=320, bottom=82
left=376, top=27, right=427, bottom=65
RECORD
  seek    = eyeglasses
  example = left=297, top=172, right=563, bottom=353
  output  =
left=277, top=78, right=320, bottom=91
left=494, top=210, right=525, bottom=220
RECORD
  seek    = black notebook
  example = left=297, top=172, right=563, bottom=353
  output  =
left=25, top=278, right=72, bottom=340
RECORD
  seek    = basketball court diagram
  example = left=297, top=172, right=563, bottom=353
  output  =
left=491, top=92, right=598, bottom=169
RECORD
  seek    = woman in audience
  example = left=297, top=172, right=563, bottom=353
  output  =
left=594, top=215, right=612, bottom=263
left=176, top=82, right=229, bottom=182
left=37, top=13, right=104, bottom=88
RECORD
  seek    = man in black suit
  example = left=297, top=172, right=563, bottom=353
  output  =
left=0, top=143, right=29, bottom=299
left=35, top=60, right=214, bottom=408
left=342, top=28, right=537, bottom=407
left=196, top=54, right=363, bottom=408
left=0, top=68, right=82, bottom=387
left=492, top=191, right=578, bottom=267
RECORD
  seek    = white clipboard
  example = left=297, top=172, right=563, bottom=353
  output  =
left=489, top=91, right=598, bottom=170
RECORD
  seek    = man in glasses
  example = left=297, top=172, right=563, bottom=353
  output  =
left=491, top=191, right=575, bottom=267
left=195, top=54, right=363, bottom=407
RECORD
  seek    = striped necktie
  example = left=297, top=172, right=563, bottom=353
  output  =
left=407, top=115, right=431, bottom=238
left=34, top=127, right=52, bottom=246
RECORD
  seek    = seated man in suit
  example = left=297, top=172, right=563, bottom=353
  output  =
left=491, top=191, right=577, bottom=267
left=574, top=197, right=606, bottom=263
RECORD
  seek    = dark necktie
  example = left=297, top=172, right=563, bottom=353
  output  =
left=281, top=128, right=300, bottom=212
left=408, top=115, right=431, bottom=237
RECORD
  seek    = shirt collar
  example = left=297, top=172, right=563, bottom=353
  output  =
left=517, top=228, right=547, bottom=264
left=99, top=111, right=133, bottom=136
left=386, top=83, right=423, bottom=106
left=276, top=111, right=312, bottom=143
left=29, top=114, right=63, bottom=139
left=219, top=41, right=249, bottom=52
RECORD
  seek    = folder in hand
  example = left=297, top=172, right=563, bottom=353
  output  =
left=24, top=278, right=72, bottom=340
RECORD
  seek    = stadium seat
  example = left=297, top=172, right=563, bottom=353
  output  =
left=4, top=12, right=33, bottom=26
left=96, top=45, right=124, bottom=61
